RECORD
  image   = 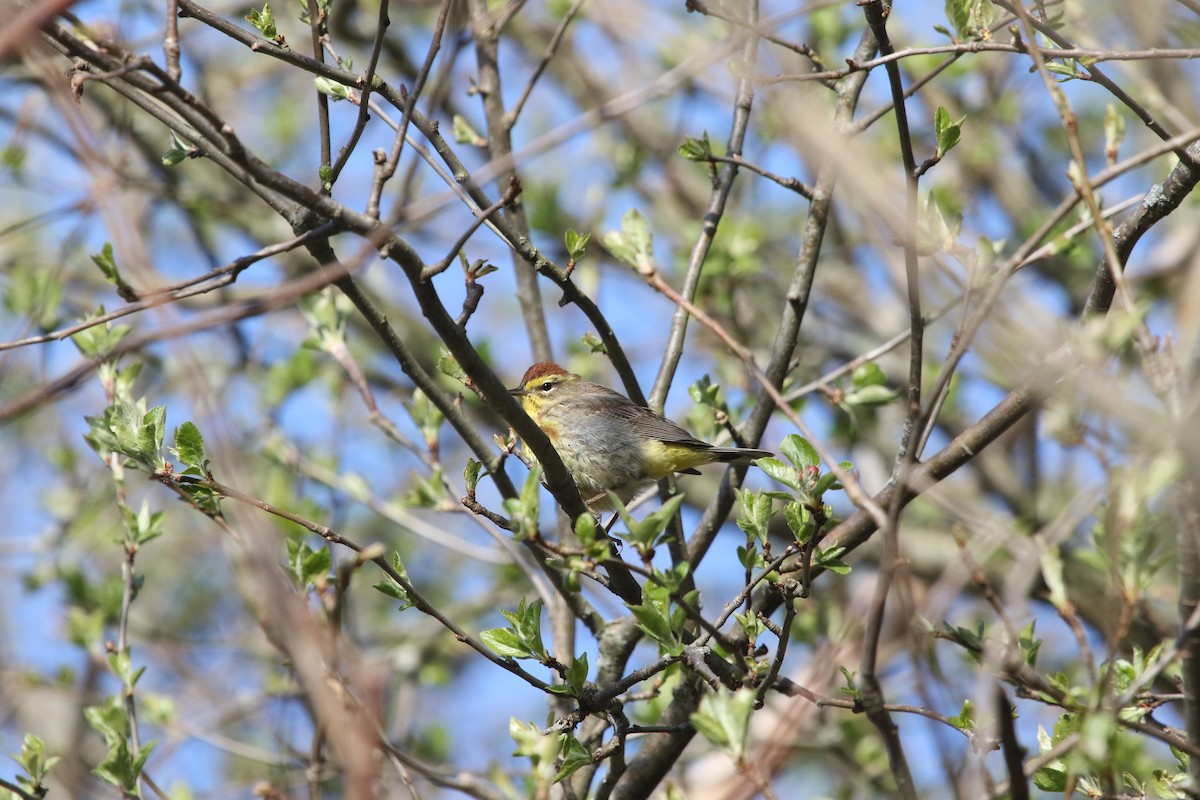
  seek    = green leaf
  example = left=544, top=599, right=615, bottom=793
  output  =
left=573, top=512, right=610, bottom=561
left=658, top=562, right=693, bottom=594
left=287, top=539, right=331, bottom=588
left=850, top=362, right=887, bottom=389
left=756, top=457, right=800, bottom=490
left=66, top=607, right=105, bottom=651
left=71, top=309, right=131, bottom=358
left=171, top=421, right=206, bottom=471
left=941, top=0, right=995, bottom=40
left=580, top=331, right=607, bottom=354
left=503, top=466, right=542, bottom=541
left=110, top=403, right=143, bottom=456
left=2, top=263, right=63, bottom=329
left=372, top=553, right=414, bottom=611
left=690, top=688, right=755, bottom=762
left=1033, top=765, right=1067, bottom=792
left=89, top=401, right=169, bottom=472
left=85, top=697, right=155, bottom=792
left=11, top=733, right=60, bottom=787
left=554, top=734, right=592, bottom=783
left=245, top=3, right=278, bottom=38
left=1104, top=103, right=1126, bottom=160
left=627, top=582, right=683, bottom=655
left=436, top=352, right=467, bottom=384
left=916, top=192, right=961, bottom=255
left=933, top=106, right=964, bottom=157
left=180, top=481, right=222, bottom=517
left=565, top=229, right=590, bottom=263
left=161, top=130, right=192, bottom=168
left=120, top=500, right=165, bottom=546
left=678, top=132, right=714, bottom=162
left=814, top=547, right=851, bottom=574
left=463, top=459, right=483, bottom=494
left=483, top=598, right=547, bottom=661
left=137, top=405, right=167, bottom=465
left=944, top=0, right=969, bottom=38
left=947, top=698, right=976, bottom=730
left=736, top=544, right=767, bottom=571
left=107, top=650, right=145, bottom=691
left=91, top=243, right=119, bottom=283
left=813, top=470, right=844, bottom=496
left=601, top=208, right=655, bottom=274
left=783, top=501, right=812, bottom=543
left=734, top=609, right=765, bottom=639
left=1018, top=619, right=1042, bottom=667
left=481, top=627, right=534, bottom=659
left=410, top=389, right=444, bottom=450
left=779, top=434, right=819, bottom=470
left=838, top=665, right=860, bottom=698
left=843, top=384, right=902, bottom=407
left=403, top=467, right=444, bottom=509
left=299, top=287, right=352, bottom=348
left=613, top=492, right=686, bottom=558
left=564, top=652, right=588, bottom=692
left=1044, top=57, right=1080, bottom=80
left=129, top=739, right=156, bottom=781
left=1033, top=726, right=1069, bottom=793
left=688, top=374, right=721, bottom=406
left=452, top=114, right=484, bottom=146
left=735, top=489, right=773, bottom=544
left=313, top=77, right=349, bottom=100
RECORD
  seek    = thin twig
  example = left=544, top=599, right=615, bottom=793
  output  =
left=701, top=152, right=815, bottom=198
left=376, top=730, right=508, bottom=800
left=995, top=686, right=1029, bottom=800
left=176, top=473, right=554, bottom=690
left=327, top=0, right=390, bottom=185
left=163, top=0, right=181, bottom=82
left=681, top=25, right=880, bottom=588
left=994, top=0, right=1199, bottom=170
left=0, top=777, right=40, bottom=800
left=759, top=42, right=1200, bottom=85
left=0, top=252, right=361, bottom=423
left=686, top=0, right=834, bottom=66
left=505, top=0, right=588, bottom=129
left=649, top=0, right=761, bottom=411
left=858, top=3, right=920, bottom=796
left=0, top=224, right=337, bottom=353
left=640, top=268, right=887, bottom=531
left=467, top=0, right=552, bottom=362
left=778, top=680, right=995, bottom=748
left=421, top=178, right=520, bottom=279
left=305, top=0, right=332, bottom=190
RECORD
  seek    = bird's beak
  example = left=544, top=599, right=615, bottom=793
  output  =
left=509, top=386, right=527, bottom=397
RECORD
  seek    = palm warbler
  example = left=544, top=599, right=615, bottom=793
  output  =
left=509, top=362, right=771, bottom=504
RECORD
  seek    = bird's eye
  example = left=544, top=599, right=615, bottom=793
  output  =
left=539, top=382, right=554, bottom=392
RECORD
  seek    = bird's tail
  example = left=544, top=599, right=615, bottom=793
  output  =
left=708, top=447, right=773, bottom=465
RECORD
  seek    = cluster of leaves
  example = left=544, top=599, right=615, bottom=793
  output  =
left=61, top=321, right=226, bottom=796
left=7, top=734, right=59, bottom=798
left=465, top=425, right=863, bottom=786
left=737, top=434, right=850, bottom=576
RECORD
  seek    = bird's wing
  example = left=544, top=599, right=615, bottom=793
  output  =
left=581, top=392, right=710, bottom=448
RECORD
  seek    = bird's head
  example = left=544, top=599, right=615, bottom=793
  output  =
left=509, top=362, right=577, bottom=419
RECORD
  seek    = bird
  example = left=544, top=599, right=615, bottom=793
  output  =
left=509, top=361, right=772, bottom=505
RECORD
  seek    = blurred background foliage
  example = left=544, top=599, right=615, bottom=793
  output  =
left=2, top=0, right=1200, bottom=798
